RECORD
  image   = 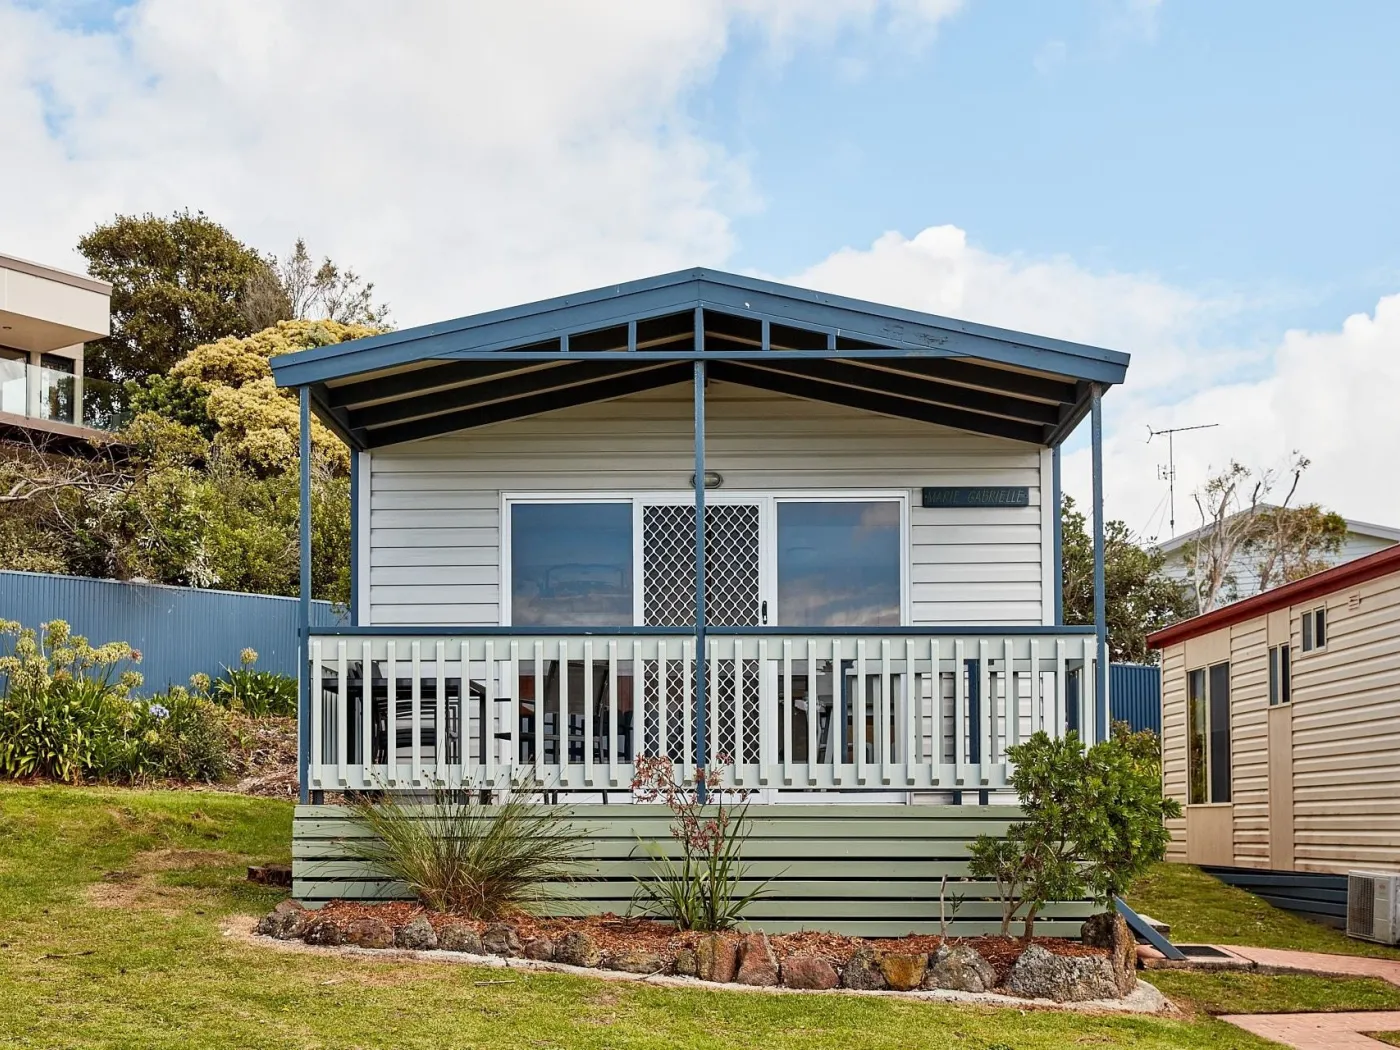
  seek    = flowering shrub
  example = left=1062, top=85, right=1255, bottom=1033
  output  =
left=0, top=620, right=230, bottom=783
left=630, top=755, right=773, bottom=931
left=208, top=647, right=297, bottom=717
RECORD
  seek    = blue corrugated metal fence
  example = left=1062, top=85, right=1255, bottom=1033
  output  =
left=1110, top=662, right=1161, bottom=735
left=1066, top=662, right=1163, bottom=737
left=0, top=570, right=343, bottom=690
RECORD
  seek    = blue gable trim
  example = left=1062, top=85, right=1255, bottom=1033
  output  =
left=270, top=267, right=1129, bottom=389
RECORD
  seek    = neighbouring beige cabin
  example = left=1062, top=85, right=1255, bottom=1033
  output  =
left=1148, top=545, right=1400, bottom=875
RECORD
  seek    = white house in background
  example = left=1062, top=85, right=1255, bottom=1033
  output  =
left=0, top=252, right=120, bottom=444
left=1157, top=512, right=1400, bottom=607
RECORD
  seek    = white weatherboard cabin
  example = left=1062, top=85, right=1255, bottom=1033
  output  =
left=270, top=269, right=1129, bottom=808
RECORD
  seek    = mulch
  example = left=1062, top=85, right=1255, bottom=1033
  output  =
left=315, top=901, right=1105, bottom=979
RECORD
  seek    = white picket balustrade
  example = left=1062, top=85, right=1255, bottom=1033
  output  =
left=305, top=631, right=1099, bottom=796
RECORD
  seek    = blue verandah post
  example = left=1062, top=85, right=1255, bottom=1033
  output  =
left=1091, top=383, right=1108, bottom=743
left=298, top=386, right=313, bottom=804
left=1052, top=443, right=1063, bottom=625
left=693, top=318, right=708, bottom=802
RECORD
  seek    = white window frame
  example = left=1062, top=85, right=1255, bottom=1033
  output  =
left=500, top=490, right=911, bottom=628
left=1300, top=605, right=1327, bottom=654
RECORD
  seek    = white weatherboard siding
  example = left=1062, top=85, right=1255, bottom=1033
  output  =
left=366, top=381, right=1049, bottom=627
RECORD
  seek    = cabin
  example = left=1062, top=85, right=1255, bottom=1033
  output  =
left=271, top=269, right=1130, bottom=931
left=1147, top=545, right=1400, bottom=921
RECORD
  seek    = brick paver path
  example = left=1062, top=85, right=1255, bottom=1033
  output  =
left=1220, top=1011, right=1400, bottom=1048
left=1220, top=946, right=1400, bottom=987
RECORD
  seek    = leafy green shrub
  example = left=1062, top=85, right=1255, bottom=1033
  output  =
left=208, top=648, right=297, bottom=717
left=968, top=726, right=1180, bottom=939
left=345, top=786, right=587, bottom=918
left=0, top=620, right=231, bottom=784
left=629, top=755, right=773, bottom=932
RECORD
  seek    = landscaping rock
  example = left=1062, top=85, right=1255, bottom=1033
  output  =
left=522, top=935, right=555, bottom=962
left=923, top=944, right=996, bottom=993
left=256, top=899, right=311, bottom=940
left=1002, top=944, right=1121, bottom=1002
left=437, top=923, right=483, bottom=954
left=395, top=916, right=439, bottom=951
left=1080, top=912, right=1137, bottom=997
left=672, top=948, right=699, bottom=978
left=343, top=916, right=395, bottom=949
left=734, top=933, right=779, bottom=987
left=879, top=952, right=928, bottom=992
left=779, top=955, right=839, bottom=990
left=604, top=948, right=667, bottom=974
left=303, top=916, right=344, bottom=947
left=840, top=946, right=887, bottom=991
left=695, top=935, right=739, bottom=983
left=481, top=923, right=522, bottom=957
left=555, top=930, right=601, bottom=968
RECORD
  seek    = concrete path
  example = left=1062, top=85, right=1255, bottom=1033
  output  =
left=1221, top=946, right=1400, bottom=988
left=1220, top=1011, right=1400, bottom=1049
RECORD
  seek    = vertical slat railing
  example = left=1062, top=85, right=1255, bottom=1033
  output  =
left=305, top=630, right=1093, bottom=793
left=607, top=640, right=619, bottom=786
left=781, top=638, right=793, bottom=785
left=631, top=640, right=643, bottom=774
left=682, top=639, right=694, bottom=782
left=410, top=641, right=423, bottom=786
left=484, top=640, right=496, bottom=787
left=978, top=639, right=992, bottom=785
left=309, top=638, right=323, bottom=784
left=360, top=640, right=371, bottom=776
left=878, top=638, right=892, bottom=784
left=385, top=640, right=398, bottom=788
left=953, top=638, right=966, bottom=786
left=336, top=640, right=348, bottom=786
left=434, top=640, right=446, bottom=786
left=731, top=638, right=745, bottom=784
left=855, top=638, right=867, bottom=785
left=583, top=640, right=595, bottom=786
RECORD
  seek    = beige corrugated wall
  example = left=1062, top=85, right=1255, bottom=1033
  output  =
left=1290, top=570, right=1400, bottom=871
left=1160, top=566, right=1400, bottom=872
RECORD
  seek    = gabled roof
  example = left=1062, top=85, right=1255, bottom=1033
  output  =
left=270, top=267, right=1130, bottom=450
left=1146, top=543, right=1400, bottom=648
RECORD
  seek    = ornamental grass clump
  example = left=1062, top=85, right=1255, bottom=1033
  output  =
left=630, top=754, right=773, bottom=932
left=344, top=785, right=587, bottom=919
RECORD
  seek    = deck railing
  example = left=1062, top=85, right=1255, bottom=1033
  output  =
left=305, top=628, right=1099, bottom=796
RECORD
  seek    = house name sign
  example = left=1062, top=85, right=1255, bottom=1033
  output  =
left=921, top=486, right=1030, bottom=508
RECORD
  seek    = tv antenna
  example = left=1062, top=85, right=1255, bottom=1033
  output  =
left=1147, top=422, right=1219, bottom=537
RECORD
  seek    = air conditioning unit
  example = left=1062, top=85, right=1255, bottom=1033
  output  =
left=1347, top=870, right=1400, bottom=945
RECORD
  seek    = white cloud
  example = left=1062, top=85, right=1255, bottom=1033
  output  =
left=784, top=225, right=1400, bottom=534
left=0, top=0, right=962, bottom=324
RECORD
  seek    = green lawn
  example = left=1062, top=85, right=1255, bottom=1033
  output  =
left=0, top=785, right=1387, bottom=1050
left=1125, top=862, right=1400, bottom=961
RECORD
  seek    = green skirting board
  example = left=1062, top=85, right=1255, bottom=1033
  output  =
left=292, top=803, right=1096, bottom=938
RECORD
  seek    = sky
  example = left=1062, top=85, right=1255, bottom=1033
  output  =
left=3, top=0, right=1399, bottom=539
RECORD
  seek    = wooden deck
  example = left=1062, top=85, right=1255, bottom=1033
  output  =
left=292, top=803, right=1097, bottom=937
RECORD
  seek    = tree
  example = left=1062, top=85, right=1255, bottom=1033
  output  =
left=77, top=210, right=270, bottom=382
left=1061, top=496, right=1192, bottom=663
left=0, top=321, right=376, bottom=602
left=1245, top=504, right=1347, bottom=593
left=241, top=239, right=390, bottom=330
left=1181, top=454, right=1337, bottom=612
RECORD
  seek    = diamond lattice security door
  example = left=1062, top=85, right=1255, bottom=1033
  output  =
left=640, top=503, right=762, bottom=765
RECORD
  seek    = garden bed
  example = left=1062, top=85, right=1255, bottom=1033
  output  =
left=257, top=900, right=1141, bottom=1003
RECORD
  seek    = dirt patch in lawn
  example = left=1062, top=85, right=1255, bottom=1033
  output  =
left=85, top=848, right=248, bottom=913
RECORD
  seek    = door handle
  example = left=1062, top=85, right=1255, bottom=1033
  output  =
left=761, top=600, right=768, bottom=625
